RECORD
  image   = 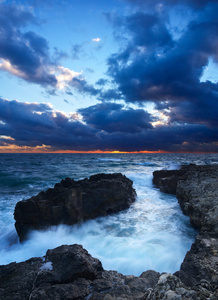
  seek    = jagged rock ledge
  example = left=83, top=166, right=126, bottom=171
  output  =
left=1, top=167, right=217, bottom=299
left=153, top=164, right=218, bottom=297
left=0, top=244, right=208, bottom=300
left=14, top=173, right=136, bottom=241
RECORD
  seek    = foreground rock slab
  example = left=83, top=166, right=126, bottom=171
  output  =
left=1, top=244, right=217, bottom=300
left=14, top=173, right=136, bottom=241
left=0, top=244, right=161, bottom=300
left=153, top=164, right=218, bottom=291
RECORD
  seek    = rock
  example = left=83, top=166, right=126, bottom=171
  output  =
left=3, top=165, right=218, bottom=299
left=0, top=257, right=44, bottom=300
left=44, top=244, right=103, bottom=283
left=152, top=164, right=199, bottom=195
left=176, top=166, right=218, bottom=233
left=139, top=270, right=161, bottom=289
left=179, top=234, right=218, bottom=288
left=153, top=164, right=218, bottom=293
left=142, top=273, right=198, bottom=299
left=14, top=173, right=136, bottom=241
left=0, top=244, right=160, bottom=300
left=154, top=165, right=218, bottom=232
left=153, top=168, right=189, bottom=194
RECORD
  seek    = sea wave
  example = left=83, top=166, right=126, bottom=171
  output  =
left=96, top=158, right=122, bottom=162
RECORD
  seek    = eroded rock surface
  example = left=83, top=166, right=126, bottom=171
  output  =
left=153, top=164, right=218, bottom=294
left=2, top=167, right=217, bottom=299
left=0, top=244, right=160, bottom=300
left=14, top=173, right=136, bottom=241
left=1, top=244, right=217, bottom=300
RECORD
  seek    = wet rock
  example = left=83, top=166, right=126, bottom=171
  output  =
left=153, top=164, right=218, bottom=294
left=0, top=245, right=102, bottom=300
left=153, top=168, right=189, bottom=194
left=179, top=234, right=218, bottom=288
left=176, top=166, right=218, bottom=233
left=3, top=165, right=217, bottom=299
left=142, top=273, right=198, bottom=299
left=0, top=257, right=43, bottom=300
left=14, top=173, right=136, bottom=241
left=0, top=244, right=160, bottom=300
left=45, top=244, right=103, bottom=283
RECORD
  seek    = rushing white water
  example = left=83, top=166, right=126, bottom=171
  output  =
left=0, top=153, right=217, bottom=275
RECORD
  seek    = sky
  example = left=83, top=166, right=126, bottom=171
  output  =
left=0, top=0, right=218, bottom=153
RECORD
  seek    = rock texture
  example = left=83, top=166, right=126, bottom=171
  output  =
left=153, top=164, right=218, bottom=295
left=1, top=167, right=217, bottom=299
left=1, top=244, right=217, bottom=300
left=176, top=166, right=218, bottom=233
left=0, top=244, right=160, bottom=300
left=14, top=173, right=136, bottom=241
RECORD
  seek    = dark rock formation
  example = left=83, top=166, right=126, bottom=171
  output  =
left=152, top=164, right=196, bottom=195
left=1, top=244, right=217, bottom=299
left=153, top=164, right=218, bottom=294
left=0, top=244, right=160, bottom=300
left=2, top=166, right=217, bottom=299
left=14, top=173, right=136, bottom=241
left=142, top=273, right=199, bottom=299
left=179, top=234, right=218, bottom=288
left=176, top=166, right=218, bottom=233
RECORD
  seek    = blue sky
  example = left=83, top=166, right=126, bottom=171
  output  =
left=0, top=0, right=218, bottom=152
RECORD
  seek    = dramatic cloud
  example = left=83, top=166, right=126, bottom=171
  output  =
left=0, top=4, right=80, bottom=90
left=79, top=102, right=153, bottom=133
left=0, top=0, right=217, bottom=153
left=0, top=98, right=217, bottom=152
left=0, top=98, right=97, bottom=149
left=105, top=1, right=218, bottom=129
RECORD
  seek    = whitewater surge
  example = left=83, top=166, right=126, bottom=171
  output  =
left=0, top=153, right=217, bottom=275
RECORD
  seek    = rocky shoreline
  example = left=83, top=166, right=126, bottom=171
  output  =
left=0, top=165, right=217, bottom=299
left=14, top=173, right=136, bottom=241
left=153, top=165, right=218, bottom=298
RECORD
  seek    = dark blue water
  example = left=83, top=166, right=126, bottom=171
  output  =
left=0, top=153, right=217, bottom=275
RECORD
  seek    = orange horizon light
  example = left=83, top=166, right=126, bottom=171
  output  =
left=0, top=144, right=216, bottom=154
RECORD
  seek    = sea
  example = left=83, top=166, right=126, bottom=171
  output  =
left=0, top=153, right=217, bottom=276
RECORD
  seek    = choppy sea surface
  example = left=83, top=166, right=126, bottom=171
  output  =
left=0, top=153, right=217, bottom=275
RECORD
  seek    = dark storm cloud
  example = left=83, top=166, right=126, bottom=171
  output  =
left=96, top=124, right=218, bottom=152
left=0, top=3, right=100, bottom=94
left=105, top=2, right=218, bottom=129
left=79, top=102, right=153, bottom=133
left=0, top=98, right=97, bottom=149
left=125, top=0, right=217, bottom=9
left=0, top=4, right=57, bottom=86
left=125, top=12, right=174, bottom=49
left=0, top=98, right=217, bottom=152
left=99, top=89, right=123, bottom=101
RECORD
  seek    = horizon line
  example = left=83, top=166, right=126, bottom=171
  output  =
left=0, top=150, right=217, bottom=154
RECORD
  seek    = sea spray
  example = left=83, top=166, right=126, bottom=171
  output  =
left=0, top=171, right=196, bottom=274
left=0, top=153, right=216, bottom=272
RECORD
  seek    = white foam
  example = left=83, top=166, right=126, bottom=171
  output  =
left=97, top=158, right=122, bottom=162
left=40, top=261, right=53, bottom=271
left=0, top=182, right=196, bottom=275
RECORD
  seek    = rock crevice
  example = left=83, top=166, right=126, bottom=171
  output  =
left=1, top=167, right=217, bottom=299
left=153, top=164, right=218, bottom=292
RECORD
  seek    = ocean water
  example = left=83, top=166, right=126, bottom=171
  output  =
left=0, top=153, right=217, bottom=275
